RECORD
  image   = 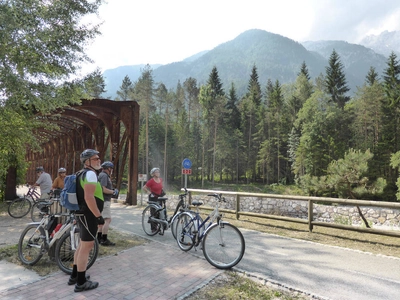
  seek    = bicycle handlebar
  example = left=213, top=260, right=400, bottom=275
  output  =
left=207, top=193, right=226, bottom=202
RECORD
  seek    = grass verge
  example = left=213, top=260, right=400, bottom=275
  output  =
left=0, top=228, right=147, bottom=276
left=187, top=271, right=309, bottom=300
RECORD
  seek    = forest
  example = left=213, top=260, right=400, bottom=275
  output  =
left=1, top=1, right=400, bottom=203
left=105, top=50, right=400, bottom=202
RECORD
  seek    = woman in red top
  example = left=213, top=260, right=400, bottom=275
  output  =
left=143, top=167, right=164, bottom=199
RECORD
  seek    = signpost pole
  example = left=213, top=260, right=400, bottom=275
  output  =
left=141, top=181, right=143, bottom=206
left=138, top=174, right=147, bottom=206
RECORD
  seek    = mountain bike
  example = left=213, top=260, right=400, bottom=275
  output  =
left=142, top=188, right=200, bottom=239
left=8, top=186, right=41, bottom=218
left=175, top=193, right=245, bottom=269
left=8, top=186, right=55, bottom=221
left=18, top=202, right=99, bottom=274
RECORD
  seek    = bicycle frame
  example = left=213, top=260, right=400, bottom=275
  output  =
left=25, top=187, right=41, bottom=201
left=26, top=212, right=77, bottom=253
left=184, top=198, right=222, bottom=247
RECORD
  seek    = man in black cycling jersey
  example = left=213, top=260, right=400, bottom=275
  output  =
left=68, top=149, right=105, bottom=292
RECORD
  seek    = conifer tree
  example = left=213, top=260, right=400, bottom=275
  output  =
left=298, top=61, right=311, bottom=80
left=365, top=66, right=379, bottom=86
left=116, top=75, right=133, bottom=101
left=379, top=52, right=400, bottom=195
left=183, top=77, right=199, bottom=124
left=199, top=66, right=225, bottom=184
left=325, top=50, right=350, bottom=110
left=247, top=65, right=262, bottom=106
left=225, top=83, right=241, bottom=130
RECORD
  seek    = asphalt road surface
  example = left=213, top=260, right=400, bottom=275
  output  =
left=111, top=202, right=400, bottom=300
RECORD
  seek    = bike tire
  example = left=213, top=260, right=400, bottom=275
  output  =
left=176, top=212, right=195, bottom=251
left=170, top=212, right=181, bottom=240
left=55, top=231, right=99, bottom=275
left=171, top=211, right=203, bottom=240
left=8, top=197, right=32, bottom=218
left=31, top=201, right=48, bottom=222
left=142, top=204, right=161, bottom=236
left=18, top=224, right=45, bottom=265
left=202, top=222, right=245, bottom=269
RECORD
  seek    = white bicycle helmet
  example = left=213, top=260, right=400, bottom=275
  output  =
left=58, top=168, right=66, bottom=173
left=150, top=167, right=160, bottom=176
left=80, top=149, right=99, bottom=163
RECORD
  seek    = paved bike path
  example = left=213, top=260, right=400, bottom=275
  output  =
left=0, top=207, right=222, bottom=299
left=2, top=201, right=400, bottom=299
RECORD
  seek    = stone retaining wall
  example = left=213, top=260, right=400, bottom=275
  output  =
left=154, top=194, right=400, bottom=231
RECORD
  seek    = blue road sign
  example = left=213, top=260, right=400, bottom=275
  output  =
left=182, top=158, right=192, bottom=169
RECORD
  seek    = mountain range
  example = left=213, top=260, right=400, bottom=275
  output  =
left=102, top=29, right=399, bottom=99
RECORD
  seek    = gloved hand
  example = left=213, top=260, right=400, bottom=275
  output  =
left=112, top=188, right=119, bottom=197
left=96, top=216, right=105, bottom=225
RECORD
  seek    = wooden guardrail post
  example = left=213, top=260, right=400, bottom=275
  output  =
left=308, top=199, right=313, bottom=232
left=236, top=194, right=240, bottom=220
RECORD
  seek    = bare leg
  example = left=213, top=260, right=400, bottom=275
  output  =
left=77, top=240, right=94, bottom=272
left=102, top=218, right=111, bottom=235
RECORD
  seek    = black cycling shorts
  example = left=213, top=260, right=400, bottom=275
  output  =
left=77, top=213, right=97, bottom=242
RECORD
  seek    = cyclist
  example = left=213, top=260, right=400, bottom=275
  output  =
left=143, top=167, right=165, bottom=201
left=33, top=167, right=52, bottom=199
left=68, top=149, right=104, bottom=292
left=143, top=167, right=165, bottom=232
left=52, top=167, right=67, bottom=194
left=97, top=161, right=118, bottom=246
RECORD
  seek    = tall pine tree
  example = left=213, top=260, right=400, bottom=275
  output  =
left=325, top=50, right=350, bottom=110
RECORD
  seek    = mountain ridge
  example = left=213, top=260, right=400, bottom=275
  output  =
left=102, top=29, right=398, bottom=99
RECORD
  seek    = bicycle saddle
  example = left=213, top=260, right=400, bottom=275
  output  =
left=192, top=200, right=203, bottom=206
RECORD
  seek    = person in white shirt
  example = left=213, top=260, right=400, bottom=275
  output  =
left=33, top=166, right=52, bottom=199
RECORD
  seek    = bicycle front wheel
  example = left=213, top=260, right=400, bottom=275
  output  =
left=55, top=231, right=99, bottom=274
left=8, top=197, right=32, bottom=218
left=170, top=212, right=182, bottom=240
left=18, top=224, right=45, bottom=265
left=142, top=205, right=161, bottom=236
left=171, top=211, right=203, bottom=240
left=202, top=222, right=245, bottom=269
left=176, top=212, right=195, bottom=251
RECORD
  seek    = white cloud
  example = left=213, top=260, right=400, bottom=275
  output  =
left=81, top=0, right=400, bottom=73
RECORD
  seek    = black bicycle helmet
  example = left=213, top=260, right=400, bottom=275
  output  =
left=80, top=149, right=99, bottom=163
left=36, top=166, right=44, bottom=172
left=101, top=161, right=114, bottom=169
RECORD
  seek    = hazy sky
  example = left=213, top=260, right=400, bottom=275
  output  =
left=82, top=0, right=400, bottom=73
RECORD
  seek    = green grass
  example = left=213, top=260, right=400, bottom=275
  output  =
left=0, top=228, right=147, bottom=276
left=187, top=271, right=308, bottom=300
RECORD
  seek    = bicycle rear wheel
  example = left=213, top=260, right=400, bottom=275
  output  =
left=8, top=197, right=32, bottom=218
left=176, top=212, right=195, bottom=251
left=55, top=231, right=99, bottom=274
left=18, top=224, right=45, bottom=265
left=202, top=222, right=245, bottom=269
left=142, top=205, right=161, bottom=236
